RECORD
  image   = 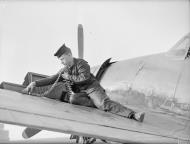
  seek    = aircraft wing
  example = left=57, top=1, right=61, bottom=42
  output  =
left=0, top=89, right=187, bottom=144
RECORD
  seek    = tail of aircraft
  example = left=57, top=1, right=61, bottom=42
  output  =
left=166, top=32, right=190, bottom=59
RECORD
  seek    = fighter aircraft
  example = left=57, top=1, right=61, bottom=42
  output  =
left=0, top=24, right=189, bottom=144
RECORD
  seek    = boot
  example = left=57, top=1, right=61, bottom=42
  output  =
left=134, top=112, right=145, bottom=122
left=83, top=137, right=96, bottom=144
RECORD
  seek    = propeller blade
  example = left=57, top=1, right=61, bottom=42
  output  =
left=78, top=24, right=84, bottom=59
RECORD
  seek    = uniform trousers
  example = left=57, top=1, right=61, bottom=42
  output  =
left=37, top=82, right=135, bottom=118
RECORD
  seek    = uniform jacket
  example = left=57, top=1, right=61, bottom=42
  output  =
left=35, top=58, right=101, bottom=94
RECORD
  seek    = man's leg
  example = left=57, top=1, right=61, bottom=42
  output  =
left=88, top=87, right=145, bottom=122
left=69, top=92, right=96, bottom=108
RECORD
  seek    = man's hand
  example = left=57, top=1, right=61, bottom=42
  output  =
left=22, top=82, right=36, bottom=94
left=61, top=73, right=69, bottom=80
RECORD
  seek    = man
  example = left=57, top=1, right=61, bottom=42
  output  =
left=24, top=44, right=145, bottom=122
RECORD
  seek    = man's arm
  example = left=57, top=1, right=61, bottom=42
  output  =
left=22, top=74, right=59, bottom=94
left=68, top=60, right=91, bottom=84
left=35, top=67, right=68, bottom=87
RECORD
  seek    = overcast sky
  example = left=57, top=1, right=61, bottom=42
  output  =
left=0, top=0, right=189, bottom=141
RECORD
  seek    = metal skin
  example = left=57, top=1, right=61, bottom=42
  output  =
left=95, top=33, right=190, bottom=118
left=90, top=33, right=190, bottom=142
